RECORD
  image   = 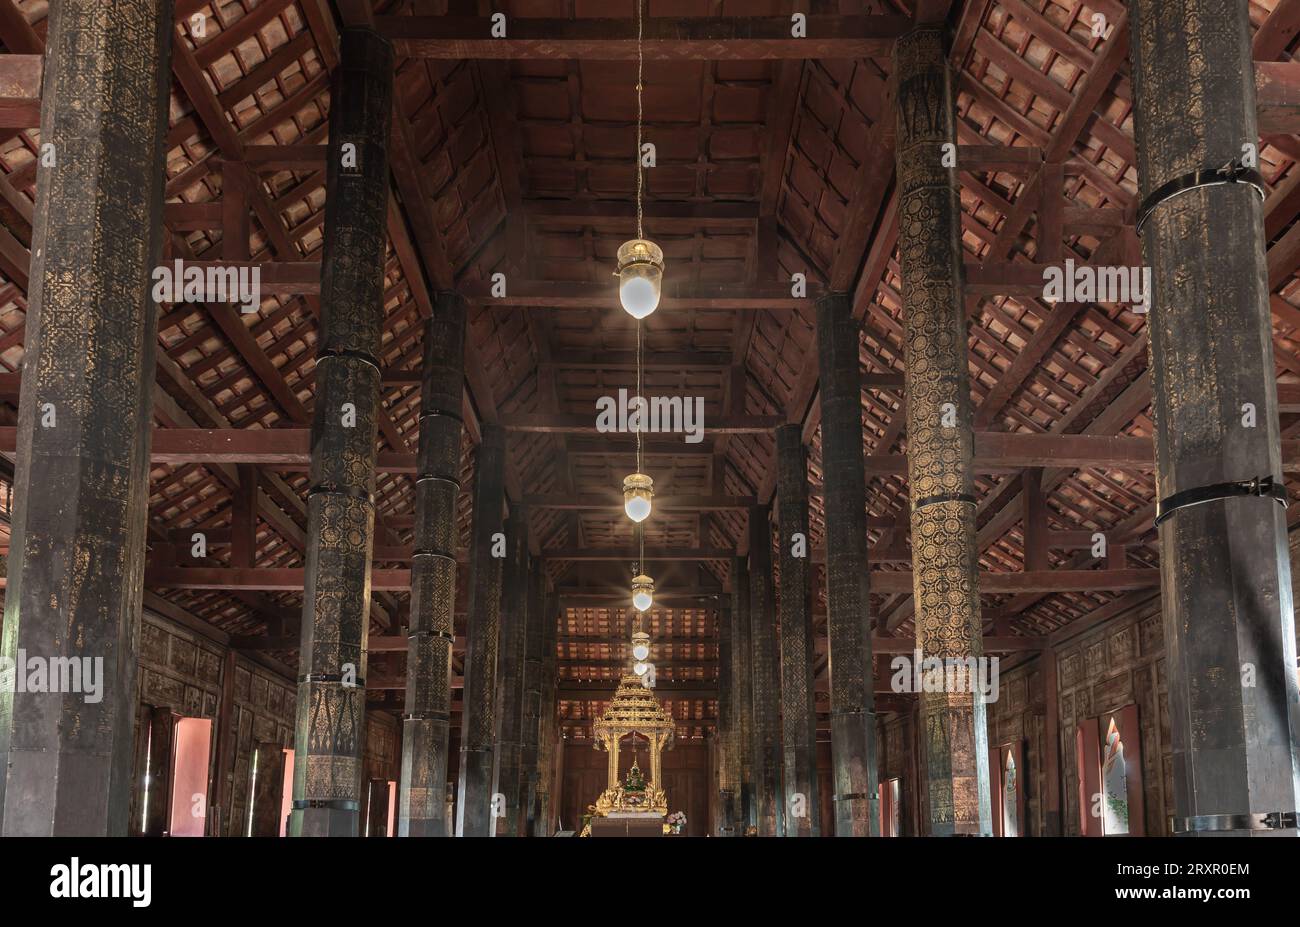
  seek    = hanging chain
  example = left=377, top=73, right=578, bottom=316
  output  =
left=635, top=0, right=646, bottom=586
left=635, top=0, right=645, bottom=241
left=633, top=0, right=647, bottom=632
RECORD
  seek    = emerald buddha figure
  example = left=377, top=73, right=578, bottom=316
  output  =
left=624, top=760, right=647, bottom=795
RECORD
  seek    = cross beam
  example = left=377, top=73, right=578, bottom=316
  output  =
left=372, top=15, right=911, bottom=60
left=139, top=566, right=1159, bottom=594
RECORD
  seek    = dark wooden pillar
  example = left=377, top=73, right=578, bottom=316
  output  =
left=894, top=25, right=992, bottom=837
left=730, top=556, right=757, bottom=832
left=493, top=506, right=529, bottom=836
left=1041, top=648, right=1062, bottom=836
left=0, top=0, right=171, bottom=837
left=456, top=424, right=507, bottom=836
left=717, top=596, right=740, bottom=835
left=398, top=293, right=466, bottom=837
left=250, top=742, right=287, bottom=837
left=521, top=568, right=546, bottom=835
left=775, top=424, right=820, bottom=836
left=1129, top=0, right=1300, bottom=835
left=535, top=588, right=559, bottom=836
left=748, top=505, right=783, bottom=836
left=142, top=708, right=178, bottom=837
left=814, top=292, right=878, bottom=836
left=288, top=28, right=392, bottom=838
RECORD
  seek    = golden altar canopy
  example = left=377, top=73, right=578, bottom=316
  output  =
left=592, top=674, right=674, bottom=816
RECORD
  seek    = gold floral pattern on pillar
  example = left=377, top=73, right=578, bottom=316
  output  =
left=894, top=24, right=991, bottom=836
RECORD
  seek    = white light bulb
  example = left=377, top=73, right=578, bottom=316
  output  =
left=632, top=643, right=650, bottom=661
left=620, top=275, right=659, bottom=319
left=632, top=590, right=653, bottom=612
left=624, top=494, right=652, bottom=523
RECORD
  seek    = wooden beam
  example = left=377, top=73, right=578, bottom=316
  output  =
left=373, top=15, right=911, bottom=60
left=142, top=565, right=1159, bottom=594
left=540, top=547, right=737, bottom=562
left=524, top=199, right=759, bottom=228
left=958, top=144, right=1042, bottom=173
left=463, top=279, right=816, bottom=310
left=1255, top=0, right=1300, bottom=61
left=4, top=428, right=1245, bottom=472
left=1255, top=61, right=1300, bottom=134
left=0, top=54, right=41, bottom=128
left=521, top=493, right=755, bottom=511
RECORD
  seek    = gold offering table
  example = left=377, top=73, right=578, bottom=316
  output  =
left=589, top=813, right=665, bottom=838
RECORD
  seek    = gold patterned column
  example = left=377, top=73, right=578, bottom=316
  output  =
left=894, top=25, right=992, bottom=836
left=290, top=28, right=393, bottom=837
left=0, top=0, right=172, bottom=837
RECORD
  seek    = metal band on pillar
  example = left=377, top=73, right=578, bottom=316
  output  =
left=288, top=28, right=393, bottom=838
left=1128, top=0, right=1300, bottom=835
left=814, top=292, right=879, bottom=837
left=894, top=25, right=992, bottom=837
left=398, top=292, right=466, bottom=837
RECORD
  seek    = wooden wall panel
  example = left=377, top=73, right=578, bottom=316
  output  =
left=1053, top=596, right=1168, bottom=836
left=129, top=611, right=300, bottom=837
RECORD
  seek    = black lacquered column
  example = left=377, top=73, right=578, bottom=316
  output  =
left=520, top=568, right=546, bottom=835
left=775, top=425, right=820, bottom=836
left=814, top=292, right=878, bottom=836
left=748, top=506, right=783, bottom=836
left=290, top=28, right=393, bottom=837
left=456, top=424, right=507, bottom=836
left=1129, top=0, right=1300, bottom=836
left=717, top=594, right=739, bottom=835
left=731, top=556, right=757, bottom=832
left=398, top=293, right=465, bottom=837
left=493, top=506, right=529, bottom=836
left=0, top=0, right=173, bottom=837
left=535, top=588, right=559, bottom=836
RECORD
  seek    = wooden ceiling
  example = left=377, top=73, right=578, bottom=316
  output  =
left=1, top=0, right=1300, bottom=743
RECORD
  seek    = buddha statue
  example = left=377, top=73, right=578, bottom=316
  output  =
left=624, top=760, right=647, bottom=794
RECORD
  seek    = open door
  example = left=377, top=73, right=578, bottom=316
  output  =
left=168, top=717, right=213, bottom=838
